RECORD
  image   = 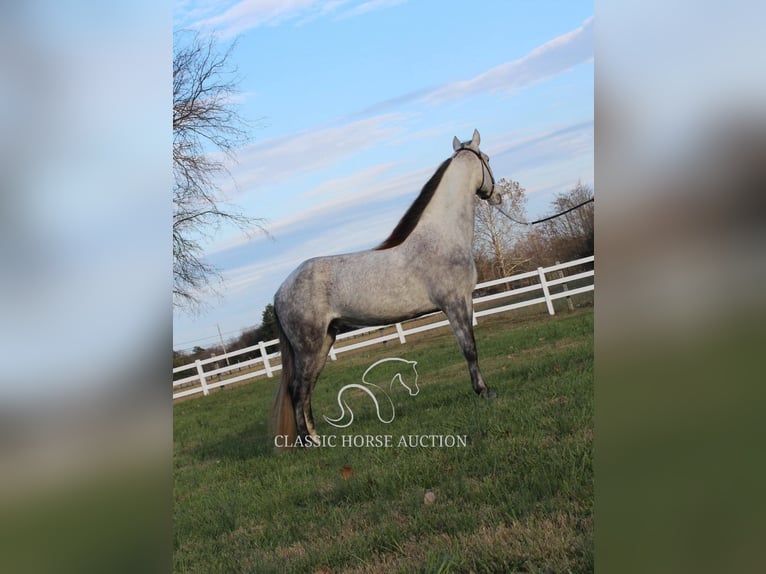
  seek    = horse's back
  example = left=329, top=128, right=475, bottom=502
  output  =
left=276, top=250, right=436, bottom=327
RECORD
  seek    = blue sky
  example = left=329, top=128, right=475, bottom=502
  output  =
left=173, top=1, right=593, bottom=351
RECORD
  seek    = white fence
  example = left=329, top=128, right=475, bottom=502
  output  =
left=173, top=255, right=594, bottom=400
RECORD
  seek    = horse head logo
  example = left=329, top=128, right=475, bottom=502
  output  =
left=323, top=358, right=419, bottom=429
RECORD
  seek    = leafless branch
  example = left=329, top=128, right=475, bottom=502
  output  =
left=473, top=178, right=529, bottom=279
left=173, top=30, right=266, bottom=311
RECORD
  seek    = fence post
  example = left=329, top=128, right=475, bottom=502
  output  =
left=329, top=346, right=337, bottom=361
left=258, top=341, right=273, bottom=378
left=555, top=260, right=575, bottom=312
left=395, top=322, right=407, bottom=344
left=537, top=267, right=555, bottom=315
left=195, top=359, right=210, bottom=396
left=472, top=311, right=478, bottom=326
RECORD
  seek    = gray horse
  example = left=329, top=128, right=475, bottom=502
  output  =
left=271, top=129, right=501, bottom=447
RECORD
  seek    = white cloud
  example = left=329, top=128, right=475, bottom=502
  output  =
left=299, top=161, right=398, bottom=199
left=193, top=0, right=320, bottom=37
left=174, top=0, right=234, bottom=29
left=221, top=254, right=297, bottom=297
left=337, top=0, right=407, bottom=19
left=427, top=17, right=593, bottom=103
left=357, top=17, right=593, bottom=116
left=187, top=0, right=408, bottom=37
left=223, top=113, right=407, bottom=193
left=490, top=120, right=594, bottom=170
left=271, top=166, right=426, bottom=231
left=205, top=161, right=429, bottom=255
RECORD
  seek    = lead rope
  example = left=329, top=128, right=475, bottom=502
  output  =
left=493, top=197, right=594, bottom=226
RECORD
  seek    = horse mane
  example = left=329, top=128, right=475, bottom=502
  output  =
left=375, top=157, right=452, bottom=250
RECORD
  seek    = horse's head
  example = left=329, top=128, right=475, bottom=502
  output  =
left=363, top=357, right=420, bottom=397
left=452, top=129, right=501, bottom=205
left=394, top=359, right=420, bottom=396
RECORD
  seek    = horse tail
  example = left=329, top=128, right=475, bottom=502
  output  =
left=269, top=305, right=297, bottom=450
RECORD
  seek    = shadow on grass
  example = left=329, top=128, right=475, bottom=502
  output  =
left=192, top=418, right=275, bottom=462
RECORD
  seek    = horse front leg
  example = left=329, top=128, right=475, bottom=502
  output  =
left=442, top=297, right=496, bottom=398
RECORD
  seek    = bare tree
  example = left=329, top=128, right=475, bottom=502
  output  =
left=507, top=182, right=594, bottom=269
left=173, top=31, right=264, bottom=310
left=538, top=182, right=594, bottom=261
left=473, top=178, right=529, bottom=279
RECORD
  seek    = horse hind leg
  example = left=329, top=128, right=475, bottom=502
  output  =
left=291, top=330, right=336, bottom=446
left=289, top=369, right=318, bottom=445
left=443, top=297, right=496, bottom=398
left=306, top=331, right=337, bottom=438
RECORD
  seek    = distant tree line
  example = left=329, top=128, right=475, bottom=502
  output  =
left=173, top=304, right=278, bottom=373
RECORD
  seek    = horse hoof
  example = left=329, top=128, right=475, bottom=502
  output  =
left=481, top=388, right=497, bottom=399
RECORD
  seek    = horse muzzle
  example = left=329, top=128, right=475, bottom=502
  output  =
left=486, top=186, right=502, bottom=205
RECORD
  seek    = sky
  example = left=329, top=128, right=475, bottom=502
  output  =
left=173, top=0, right=594, bottom=351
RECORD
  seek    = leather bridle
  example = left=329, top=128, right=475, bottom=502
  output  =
left=454, top=146, right=495, bottom=200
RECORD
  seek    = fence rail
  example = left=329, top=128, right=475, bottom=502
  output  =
left=173, top=256, right=594, bottom=400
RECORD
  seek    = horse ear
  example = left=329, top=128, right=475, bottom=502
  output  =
left=453, top=136, right=460, bottom=151
left=472, top=129, right=481, bottom=147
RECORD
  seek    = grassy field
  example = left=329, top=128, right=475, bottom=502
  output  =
left=174, top=308, right=593, bottom=573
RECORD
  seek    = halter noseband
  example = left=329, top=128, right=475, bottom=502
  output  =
left=454, top=146, right=495, bottom=199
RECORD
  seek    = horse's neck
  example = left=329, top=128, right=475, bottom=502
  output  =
left=410, top=169, right=476, bottom=250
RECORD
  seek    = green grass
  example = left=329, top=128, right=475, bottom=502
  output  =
left=174, top=309, right=593, bottom=573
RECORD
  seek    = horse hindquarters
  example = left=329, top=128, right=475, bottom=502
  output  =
left=271, top=303, right=336, bottom=448
left=271, top=260, right=330, bottom=444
